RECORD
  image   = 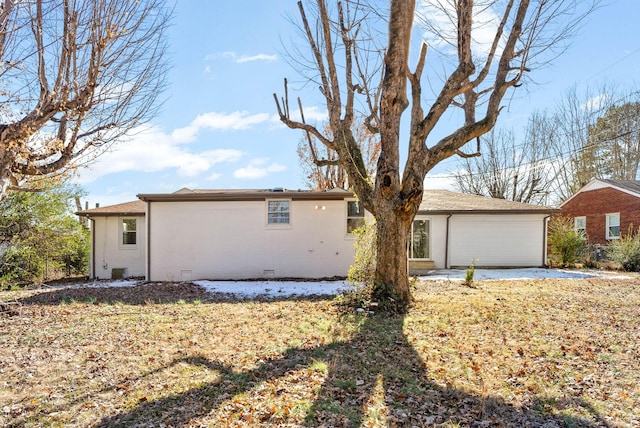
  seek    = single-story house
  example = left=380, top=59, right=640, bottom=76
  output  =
left=77, top=188, right=556, bottom=280
left=560, top=178, right=640, bottom=245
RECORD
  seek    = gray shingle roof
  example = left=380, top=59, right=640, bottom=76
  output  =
left=419, top=190, right=555, bottom=213
left=597, top=179, right=640, bottom=195
left=76, top=200, right=146, bottom=216
left=77, top=189, right=555, bottom=216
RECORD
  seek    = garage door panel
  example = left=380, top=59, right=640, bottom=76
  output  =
left=449, top=215, right=544, bottom=267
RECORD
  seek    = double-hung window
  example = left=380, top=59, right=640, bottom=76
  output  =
left=574, top=216, right=586, bottom=239
left=606, top=213, right=620, bottom=240
left=122, top=218, right=137, bottom=246
left=346, top=200, right=365, bottom=233
left=267, top=200, right=290, bottom=225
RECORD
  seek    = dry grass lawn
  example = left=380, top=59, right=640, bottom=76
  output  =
left=1, top=276, right=639, bottom=427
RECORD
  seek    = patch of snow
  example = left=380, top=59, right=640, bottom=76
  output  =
left=41, top=268, right=632, bottom=298
left=194, top=280, right=352, bottom=298
left=47, top=279, right=140, bottom=289
left=419, top=268, right=631, bottom=281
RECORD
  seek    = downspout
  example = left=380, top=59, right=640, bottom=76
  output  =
left=146, top=201, right=151, bottom=281
left=445, top=214, right=452, bottom=269
left=543, top=215, right=551, bottom=267
left=89, top=217, right=96, bottom=279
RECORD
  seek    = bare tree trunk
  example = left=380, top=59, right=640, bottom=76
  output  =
left=373, top=207, right=414, bottom=310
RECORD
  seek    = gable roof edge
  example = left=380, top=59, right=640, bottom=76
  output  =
left=560, top=178, right=640, bottom=207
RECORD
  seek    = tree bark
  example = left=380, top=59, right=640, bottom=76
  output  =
left=372, top=205, right=415, bottom=311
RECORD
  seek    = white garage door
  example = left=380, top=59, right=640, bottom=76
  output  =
left=449, top=214, right=546, bottom=268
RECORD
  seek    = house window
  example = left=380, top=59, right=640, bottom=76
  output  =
left=267, top=200, right=290, bottom=224
left=574, top=216, right=586, bottom=238
left=347, top=200, right=365, bottom=233
left=409, top=219, right=430, bottom=259
left=122, top=218, right=137, bottom=245
left=606, top=213, right=620, bottom=240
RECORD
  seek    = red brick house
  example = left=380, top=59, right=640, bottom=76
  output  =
left=560, top=179, right=640, bottom=245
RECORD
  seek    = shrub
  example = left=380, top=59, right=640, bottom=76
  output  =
left=464, top=259, right=476, bottom=287
left=547, top=215, right=586, bottom=267
left=0, top=184, right=90, bottom=288
left=339, top=218, right=377, bottom=309
left=347, top=218, right=377, bottom=287
left=608, top=226, right=640, bottom=272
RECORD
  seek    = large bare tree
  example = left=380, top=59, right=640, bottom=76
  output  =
left=275, top=0, right=596, bottom=311
left=0, top=0, right=170, bottom=199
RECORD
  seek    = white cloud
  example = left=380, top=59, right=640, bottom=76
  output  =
left=288, top=105, right=328, bottom=123
left=582, top=94, right=609, bottom=111
left=236, top=53, right=278, bottom=63
left=233, top=158, right=287, bottom=179
left=206, top=172, right=222, bottom=181
left=206, top=51, right=278, bottom=63
left=416, top=0, right=503, bottom=60
left=74, top=125, right=244, bottom=184
left=424, top=172, right=457, bottom=191
left=172, top=111, right=271, bottom=143
left=269, top=106, right=329, bottom=129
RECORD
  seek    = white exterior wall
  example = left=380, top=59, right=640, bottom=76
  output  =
left=147, top=199, right=359, bottom=281
left=448, top=214, right=547, bottom=268
left=413, top=214, right=448, bottom=269
left=91, top=216, right=146, bottom=279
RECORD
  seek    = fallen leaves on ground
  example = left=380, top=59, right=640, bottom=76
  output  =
left=1, top=278, right=638, bottom=427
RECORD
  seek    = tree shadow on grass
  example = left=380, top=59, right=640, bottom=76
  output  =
left=94, top=312, right=611, bottom=427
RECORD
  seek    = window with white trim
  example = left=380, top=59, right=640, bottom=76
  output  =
left=606, top=213, right=620, bottom=240
left=409, top=219, right=430, bottom=259
left=267, top=200, right=290, bottom=224
left=346, top=200, right=365, bottom=233
left=121, top=218, right=137, bottom=245
left=574, top=216, right=586, bottom=238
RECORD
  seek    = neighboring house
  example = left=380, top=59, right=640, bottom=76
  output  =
left=560, top=179, right=640, bottom=245
left=78, top=188, right=556, bottom=281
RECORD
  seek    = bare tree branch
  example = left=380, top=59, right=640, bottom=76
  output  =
left=0, top=0, right=171, bottom=198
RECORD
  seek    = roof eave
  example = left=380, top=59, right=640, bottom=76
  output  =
left=76, top=211, right=146, bottom=217
left=137, top=191, right=357, bottom=202
left=418, top=208, right=558, bottom=215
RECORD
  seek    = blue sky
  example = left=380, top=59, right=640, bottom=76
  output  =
left=74, top=0, right=640, bottom=207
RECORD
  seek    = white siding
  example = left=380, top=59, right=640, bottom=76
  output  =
left=423, top=215, right=448, bottom=269
left=448, top=214, right=547, bottom=268
left=148, top=199, right=358, bottom=281
left=91, top=216, right=146, bottom=279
